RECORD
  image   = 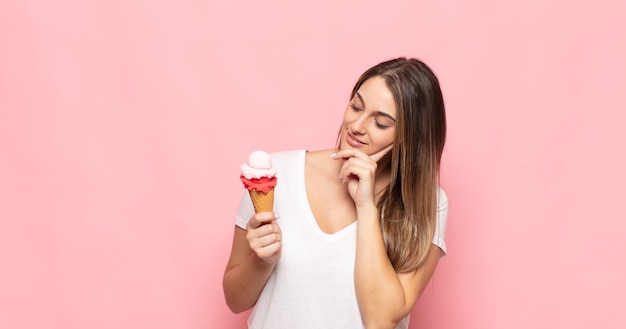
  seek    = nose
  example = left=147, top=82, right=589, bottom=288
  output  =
left=350, top=114, right=367, bottom=135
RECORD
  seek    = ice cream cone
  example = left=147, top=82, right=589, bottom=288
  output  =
left=240, top=150, right=277, bottom=214
left=249, top=188, right=274, bottom=213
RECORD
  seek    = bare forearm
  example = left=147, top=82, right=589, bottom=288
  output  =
left=354, top=205, right=408, bottom=327
left=223, top=253, right=275, bottom=313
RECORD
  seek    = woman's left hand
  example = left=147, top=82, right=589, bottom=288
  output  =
left=332, top=145, right=393, bottom=208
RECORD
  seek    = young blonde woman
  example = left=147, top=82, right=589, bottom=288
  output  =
left=223, top=57, right=449, bottom=329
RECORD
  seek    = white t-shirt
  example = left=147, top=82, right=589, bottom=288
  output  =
left=235, top=150, right=448, bottom=329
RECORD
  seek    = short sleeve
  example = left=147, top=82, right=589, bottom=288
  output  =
left=234, top=190, right=255, bottom=230
left=432, top=187, right=449, bottom=255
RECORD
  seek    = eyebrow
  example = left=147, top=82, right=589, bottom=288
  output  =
left=355, top=91, right=397, bottom=122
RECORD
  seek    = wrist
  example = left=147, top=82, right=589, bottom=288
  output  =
left=250, top=252, right=277, bottom=269
left=356, top=203, right=379, bottom=220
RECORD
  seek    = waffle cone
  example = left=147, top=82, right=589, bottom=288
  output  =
left=249, top=188, right=274, bottom=213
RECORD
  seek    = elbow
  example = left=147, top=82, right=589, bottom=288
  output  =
left=223, top=280, right=255, bottom=314
left=224, top=299, right=241, bottom=314
left=363, top=320, right=399, bottom=329
left=358, top=298, right=408, bottom=328
left=224, top=296, right=254, bottom=314
left=362, top=315, right=403, bottom=329
left=361, top=307, right=410, bottom=329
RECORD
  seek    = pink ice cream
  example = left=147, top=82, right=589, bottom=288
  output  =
left=240, top=150, right=277, bottom=193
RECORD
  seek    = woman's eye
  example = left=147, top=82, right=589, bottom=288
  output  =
left=350, top=104, right=362, bottom=112
left=375, top=120, right=390, bottom=129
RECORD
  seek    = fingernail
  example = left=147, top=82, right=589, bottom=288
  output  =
left=330, top=153, right=336, bottom=158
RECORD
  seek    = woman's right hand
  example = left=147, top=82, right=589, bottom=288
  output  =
left=223, top=213, right=282, bottom=313
left=246, top=212, right=282, bottom=265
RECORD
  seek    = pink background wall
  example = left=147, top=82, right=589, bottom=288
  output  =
left=1, top=1, right=625, bottom=328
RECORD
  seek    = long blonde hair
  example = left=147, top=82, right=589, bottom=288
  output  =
left=348, top=57, right=447, bottom=272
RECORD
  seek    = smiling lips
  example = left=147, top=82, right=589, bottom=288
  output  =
left=346, top=132, right=367, bottom=147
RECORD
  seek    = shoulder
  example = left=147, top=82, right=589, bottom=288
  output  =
left=304, top=149, right=335, bottom=164
left=270, top=149, right=335, bottom=164
left=269, top=149, right=305, bottom=162
left=304, top=149, right=340, bottom=176
left=267, top=149, right=307, bottom=175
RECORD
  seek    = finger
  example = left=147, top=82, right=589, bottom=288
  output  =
left=257, top=221, right=281, bottom=238
left=247, top=212, right=279, bottom=229
left=339, top=154, right=376, bottom=175
left=333, top=151, right=374, bottom=180
left=333, top=146, right=391, bottom=163
left=250, top=234, right=280, bottom=250
left=369, top=144, right=393, bottom=162
left=247, top=220, right=281, bottom=240
left=255, top=241, right=282, bottom=261
left=249, top=228, right=281, bottom=250
left=332, top=148, right=368, bottom=161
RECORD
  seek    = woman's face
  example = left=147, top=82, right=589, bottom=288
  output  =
left=339, top=76, right=397, bottom=156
